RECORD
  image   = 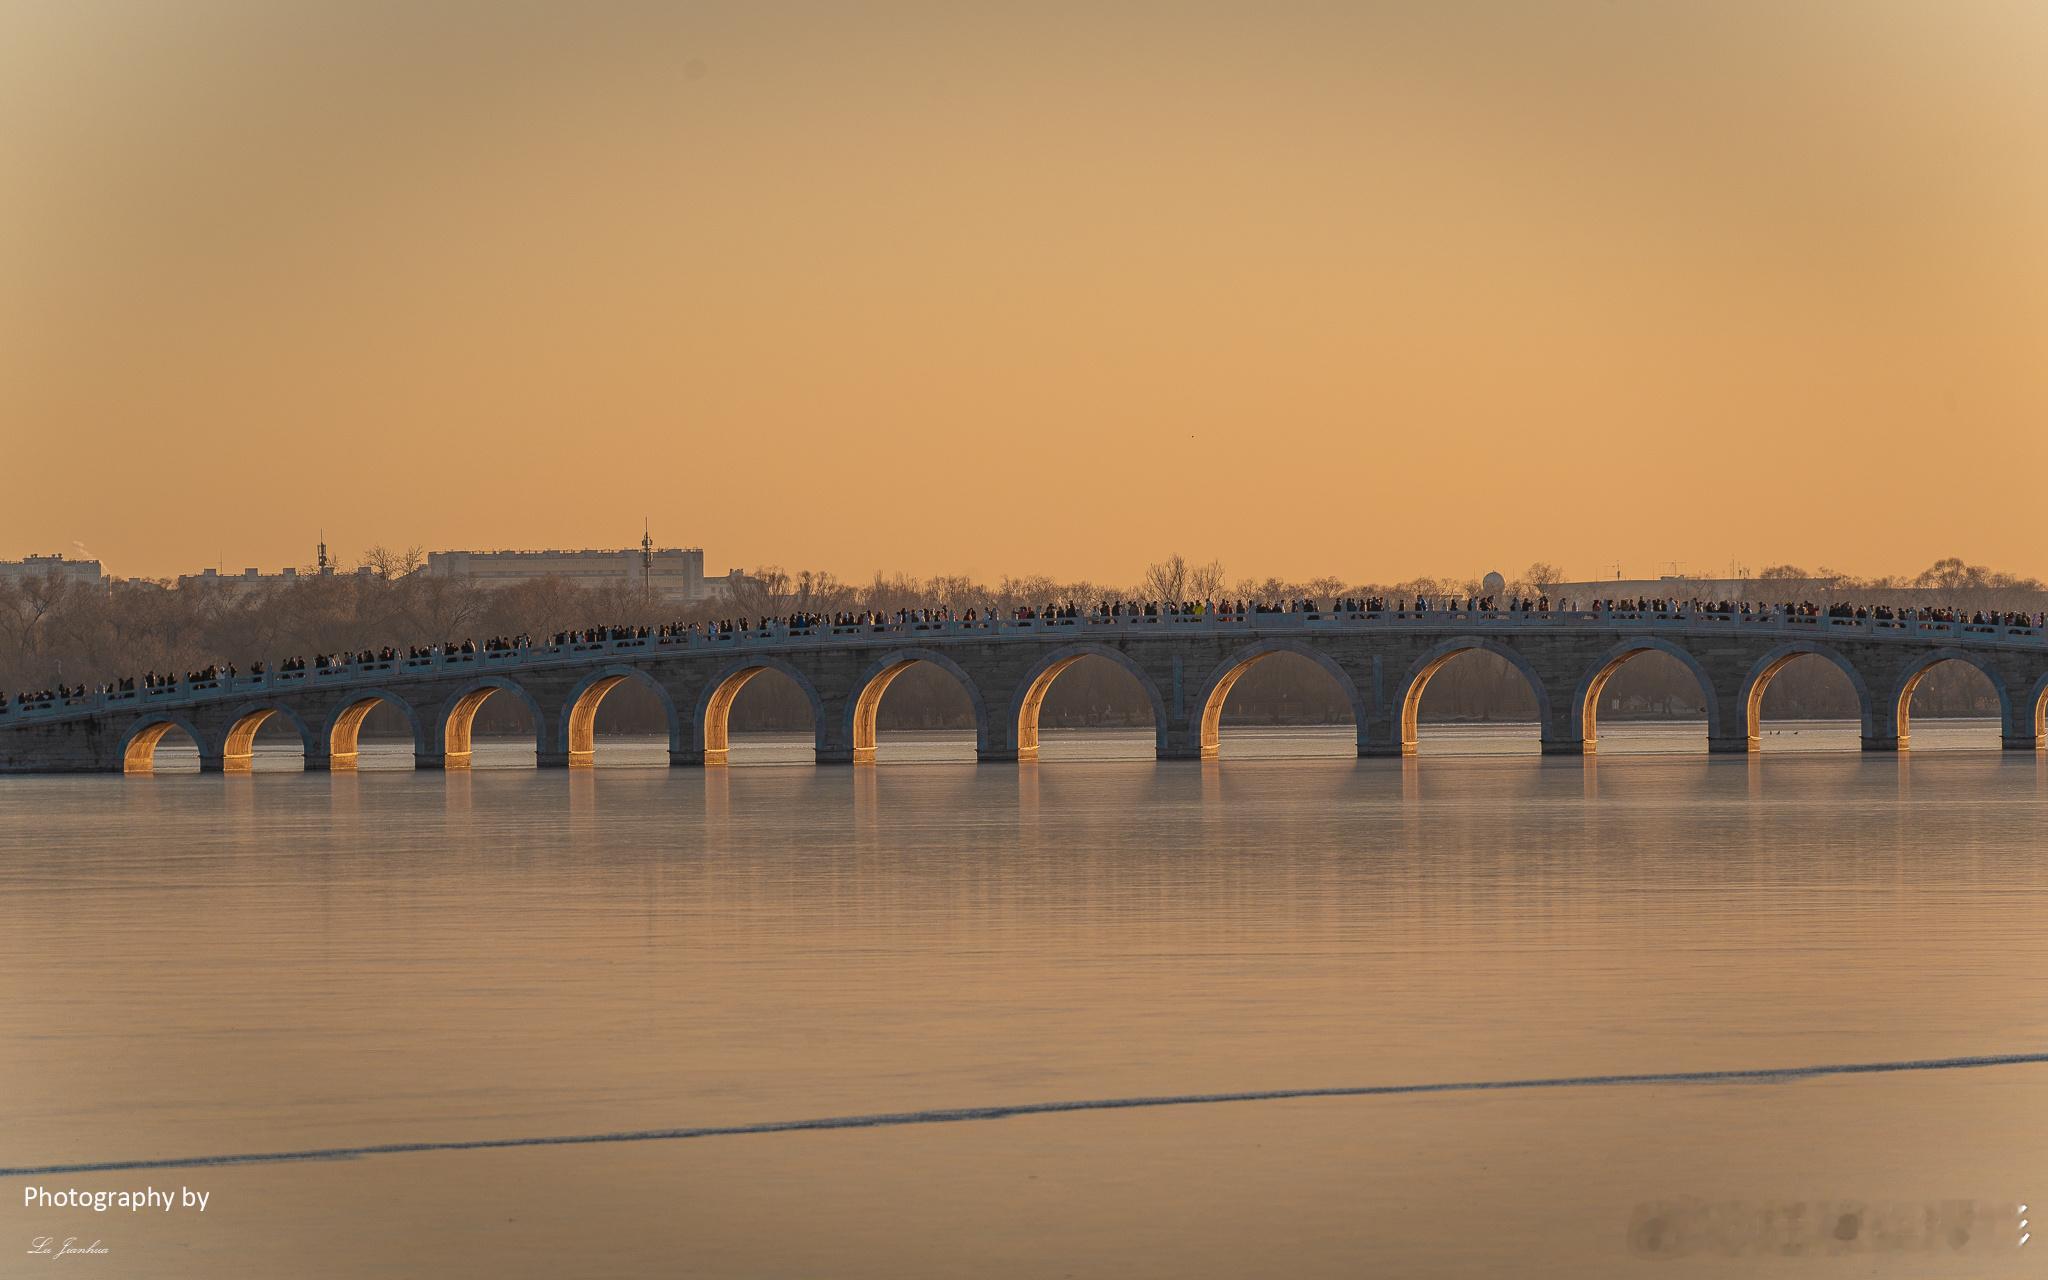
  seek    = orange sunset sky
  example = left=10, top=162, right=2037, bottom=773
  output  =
left=3, top=1, right=2043, bottom=586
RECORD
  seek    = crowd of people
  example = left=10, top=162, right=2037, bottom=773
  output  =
left=117, top=665, right=237, bottom=692
left=10, top=684, right=90, bottom=706
left=315, top=647, right=397, bottom=669
left=9, top=665, right=237, bottom=705
left=400, top=636, right=530, bottom=659
left=6, top=595, right=2044, bottom=713
left=553, top=626, right=650, bottom=645
left=1819, top=602, right=2044, bottom=626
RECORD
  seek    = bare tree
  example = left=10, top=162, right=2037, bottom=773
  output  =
left=992, top=575, right=1061, bottom=611
left=1142, top=553, right=1225, bottom=600
left=1141, top=554, right=1190, bottom=601
left=721, top=566, right=802, bottom=617
left=358, top=545, right=425, bottom=582
left=789, top=569, right=848, bottom=612
left=1524, top=562, right=1565, bottom=593
left=924, top=574, right=977, bottom=610
left=0, top=571, right=70, bottom=662
left=407, top=575, right=488, bottom=641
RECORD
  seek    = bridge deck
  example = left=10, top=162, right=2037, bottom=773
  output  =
left=4, top=607, right=2040, bottom=728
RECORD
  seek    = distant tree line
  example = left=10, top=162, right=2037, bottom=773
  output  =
left=0, top=553, right=2036, bottom=737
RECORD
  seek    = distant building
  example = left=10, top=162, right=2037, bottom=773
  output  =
left=425, top=545, right=734, bottom=604
left=1543, top=574, right=1839, bottom=602
left=174, top=539, right=362, bottom=594
left=0, top=553, right=105, bottom=588
left=176, top=565, right=371, bottom=594
left=1542, top=574, right=2043, bottom=609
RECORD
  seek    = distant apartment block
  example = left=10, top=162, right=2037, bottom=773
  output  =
left=176, top=564, right=371, bottom=593
left=0, top=553, right=106, bottom=587
left=1542, top=574, right=2044, bottom=608
left=1546, top=575, right=1838, bottom=601
left=425, top=546, right=731, bottom=603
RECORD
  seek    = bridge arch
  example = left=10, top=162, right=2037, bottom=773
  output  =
left=1393, top=637, right=1552, bottom=755
left=1572, top=639, right=1721, bottom=750
left=560, top=666, right=680, bottom=765
left=438, top=676, right=547, bottom=768
left=324, top=688, right=427, bottom=770
left=220, top=701, right=320, bottom=771
left=1889, top=648, right=2011, bottom=750
left=1738, top=642, right=1874, bottom=746
left=694, top=657, right=827, bottom=764
left=121, top=713, right=207, bottom=773
left=1189, top=640, right=1366, bottom=759
left=2027, top=672, right=2048, bottom=749
left=1010, top=643, right=1170, bottom=760
left=847, top=649, right=989, bottom=764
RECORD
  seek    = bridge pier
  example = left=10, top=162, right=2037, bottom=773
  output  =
left=671, top=748, right=707, bottom=767
left=1539, top=739, right=1585, bottom=756
left=536, top=751, right=571, bottom=768
left=1707, top=736, right=1754, bottom=755
left=2003, top=734, right=2043, bottom=751
left=976, top=746, right=1021, bottom=763
left=1860, top=735, right=1903, bottom=752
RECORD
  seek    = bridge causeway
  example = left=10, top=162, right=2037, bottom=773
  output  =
left=3, top=608, right=2045, bottom=773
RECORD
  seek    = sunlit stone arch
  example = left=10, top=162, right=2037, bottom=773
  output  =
left=1888, top=647, right=2012, bottom=750
left=1393, top=637, right=1553, bottom=755
left=559, top=665, right=680, bottom=765
left=2025, top=672, right=2048, bottom=749
left=1737, top=642, right=1874, bottom=746
left=1188, top=638, right=1368, bottom=759
left=437, top=676, right=547, bottom=768
left=847, top=648, right=989, bottom=763
left=324, top=688, right=427, bottom=770
left=121, top=713, right=207, bottom=773
left=1571, top=638, right=1722, bottom=750
left=220, top=701, right=319, bottom=771
left=692, top=656, right=827, bottom=765
left=1009, top=642, right=1170, bottom=760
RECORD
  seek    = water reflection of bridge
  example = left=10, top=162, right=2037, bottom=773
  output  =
left=3, top=609, right=2044, bottom=773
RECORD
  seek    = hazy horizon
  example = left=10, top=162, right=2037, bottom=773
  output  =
left=5, top=540, right=2042, bottom=595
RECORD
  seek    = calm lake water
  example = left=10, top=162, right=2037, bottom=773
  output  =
left=3, top=722, right=2043, bottom=1277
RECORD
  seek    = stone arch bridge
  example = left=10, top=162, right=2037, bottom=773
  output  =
left=2, top=608, right=2044, bottom=773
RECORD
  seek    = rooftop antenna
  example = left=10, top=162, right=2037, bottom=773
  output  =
left=641, top=519, right=653, bottom=604
left=317, top=531, right=329, bottom=575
